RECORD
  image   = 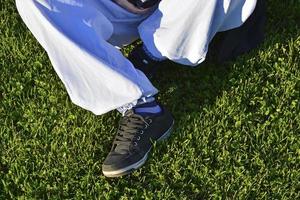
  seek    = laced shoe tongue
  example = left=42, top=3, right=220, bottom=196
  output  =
left=113, top=110, right=144, bottom=154
left=124, top=109, right=135, bottom=116
left=114, top=132, right=132, bottom=155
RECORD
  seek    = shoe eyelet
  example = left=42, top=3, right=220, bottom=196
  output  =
left=140, top=130, right=144, bottom=135
left=148, top=119, right=153, bottom=124
left=133, top=142, right=138, bottom=146
left=137, top=136, right=141, bottom=141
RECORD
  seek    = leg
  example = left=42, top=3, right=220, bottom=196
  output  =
left=17, top=0, right=174, bottom=177
left=139, top=0, right=258, bottom=66
left=16, top=0, right=157, bottom=115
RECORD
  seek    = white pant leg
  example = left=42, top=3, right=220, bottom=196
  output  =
left=16, top=0, right=157, bottom=115
left=139, top=0, right=257, bottom=66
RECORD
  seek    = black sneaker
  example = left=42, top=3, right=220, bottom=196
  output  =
left=102, top=106, right=174, bottom=177
left=128, top=44, right=164, bottom=78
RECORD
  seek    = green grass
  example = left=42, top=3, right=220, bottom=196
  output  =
left=0, top=0, right=299, bottom=199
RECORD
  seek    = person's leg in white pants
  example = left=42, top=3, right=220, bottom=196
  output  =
left=16, top=0, right=258, bottom=177
left=140, top=0, right=257, bottom=66
left=127, top=0, right=258, bottom=79
left=16, top=0, right=158, bottom=115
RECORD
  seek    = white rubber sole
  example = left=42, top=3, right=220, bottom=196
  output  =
left=102, top=121, right=174, bottom=178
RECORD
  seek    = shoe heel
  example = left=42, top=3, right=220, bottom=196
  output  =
left=158, top=121, right=174, bottom=141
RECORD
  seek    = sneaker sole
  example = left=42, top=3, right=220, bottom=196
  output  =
left=102, top=120, right=174, bottom=178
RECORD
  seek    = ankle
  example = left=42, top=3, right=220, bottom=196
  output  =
left=134, top=99, right=162, bottom=116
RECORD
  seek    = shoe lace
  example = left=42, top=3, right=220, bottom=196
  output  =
left=113, top=110, right=150, bottom=154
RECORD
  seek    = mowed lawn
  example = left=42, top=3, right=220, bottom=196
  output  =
left=0, top=0, right=299, bottom=199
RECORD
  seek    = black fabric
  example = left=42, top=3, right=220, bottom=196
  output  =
left=129, top=0, right=160, bottom=9
left=207, top=0, right=266, bottom=63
